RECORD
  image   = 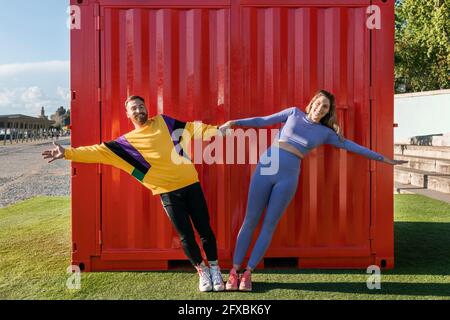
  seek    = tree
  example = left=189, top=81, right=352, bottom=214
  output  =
left=64, top=109, right=70, bottom=127
left=395, top=0, right=450, bottom=93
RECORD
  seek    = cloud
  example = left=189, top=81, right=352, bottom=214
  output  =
left=22, top=86, right=45, bottom=103
left=56, top=86, right=70, bottom=102
left=0, top=86, right=69, bottom=117
left=0, top=61, right=69, bottom=117
left=0, top=89, right=17, bottom=108
left=20, top=86, right=52, bottom=113
left=0, top=60, right=69, bottom=78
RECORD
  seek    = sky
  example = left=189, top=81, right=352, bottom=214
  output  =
left=0, top=0, right=70, bottom=117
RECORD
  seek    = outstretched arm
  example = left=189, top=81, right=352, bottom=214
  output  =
left=382, top=157, right=408, bottom=165
left=161, top=114, right=222, bottom=141
left=325, top=131, right=408, bottom=165
left=184, top=121, right=221, bottom=140
left=42, top=141, right=134, bottom=172
left=220, top=107, right=296, bottom=131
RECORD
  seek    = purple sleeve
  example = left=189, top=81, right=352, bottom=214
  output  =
left=234, top=107, right=296, bottom=127
left=325, top=130, right=384, bottom=162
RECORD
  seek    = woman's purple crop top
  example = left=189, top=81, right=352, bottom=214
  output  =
left=234, top=107, right=384, bottom=162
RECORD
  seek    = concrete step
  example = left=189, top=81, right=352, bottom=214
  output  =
left=394, top=182, right=450, bottom=204
left=394, top=166, right=450, bottom=194
left=394, top=154, right=450, bottom=174
left=394, top=144, right=450, bottom=160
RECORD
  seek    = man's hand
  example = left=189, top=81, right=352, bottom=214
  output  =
left=218, top=121, right=234, bottom=136
left=384, top=158, right=408, bottom=166
left=42, top=142, right=66, bottom=163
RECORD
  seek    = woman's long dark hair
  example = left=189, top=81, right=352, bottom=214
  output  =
left=305, top=90, right=344, bottom=140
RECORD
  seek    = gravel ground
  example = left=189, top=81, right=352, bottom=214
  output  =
left=0, top=138, right=71, bottom=208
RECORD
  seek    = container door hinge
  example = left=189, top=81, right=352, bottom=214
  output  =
left=369, top=160, right=376, bottom=172
left=99, top=230, right=103, bottom=245
left=369, top=226, right=376, bottom=254
left=96, top=16, right=104, bottom=31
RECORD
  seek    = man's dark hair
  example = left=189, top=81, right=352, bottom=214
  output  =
left=125, top=95, right=145, bottom=108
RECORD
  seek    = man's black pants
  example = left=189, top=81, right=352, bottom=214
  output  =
left=160, top=182, right=218, bottom=266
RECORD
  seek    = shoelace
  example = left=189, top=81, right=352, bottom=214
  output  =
left=210, top=267, right=223, bottom=284
left=198, top=268, right=211, bottom=286
left=228, top=271, right=238, bottom=282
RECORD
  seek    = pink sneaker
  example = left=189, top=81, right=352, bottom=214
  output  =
left=239, top=270, right=252, bottom=291
left=225, top=268, right=239, bottom=291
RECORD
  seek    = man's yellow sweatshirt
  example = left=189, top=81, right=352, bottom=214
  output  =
left=64, top=114, right=219, bottom=195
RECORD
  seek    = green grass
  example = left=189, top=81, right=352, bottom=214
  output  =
left=1, top=195, right=450, bottom=300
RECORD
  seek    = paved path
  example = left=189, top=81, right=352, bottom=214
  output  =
left=0, top=138, right=71, bottom=208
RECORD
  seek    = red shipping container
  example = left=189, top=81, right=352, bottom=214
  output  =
left=70, top=0, right=394, bottom=271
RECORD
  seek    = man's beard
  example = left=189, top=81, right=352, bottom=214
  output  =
left=134, top=113, right=148, bottom=125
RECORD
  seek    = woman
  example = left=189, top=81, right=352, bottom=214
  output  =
left=219, top=90, right=406, bottom=291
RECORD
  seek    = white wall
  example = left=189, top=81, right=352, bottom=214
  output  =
left=394, top=89, right=450, bottom=143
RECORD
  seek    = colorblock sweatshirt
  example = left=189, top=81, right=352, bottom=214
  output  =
left=64, top=114, right=219, bottom=195
left=234, top=107, right=385, bottom=162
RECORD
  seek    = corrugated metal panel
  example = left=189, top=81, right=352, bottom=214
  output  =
left=70, top=0, right=394, bottom=271
left=100, top=6, right=230, bottom=255
left=235, top=5, right=372, bottom=258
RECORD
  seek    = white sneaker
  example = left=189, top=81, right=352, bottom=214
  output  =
left=210, top=265, right=225, bottom=292
left=196, top=265, right=213, bottom=292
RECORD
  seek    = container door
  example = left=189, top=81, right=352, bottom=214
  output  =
left=99, top=3, right=231, bottom=262
left=232, top=0, right=374, bottom=264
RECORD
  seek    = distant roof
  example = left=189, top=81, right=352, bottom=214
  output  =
left=0, top=114, right=55, bottom=124
left=0, top=114, right=36, bottom=119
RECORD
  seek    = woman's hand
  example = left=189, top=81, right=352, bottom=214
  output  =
left=383, top=158, right=408, bottom=165
left=218, top=121, right=235, bottom=136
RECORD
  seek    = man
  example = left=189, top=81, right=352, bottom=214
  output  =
left=42, top=95, right=225, bottom=292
